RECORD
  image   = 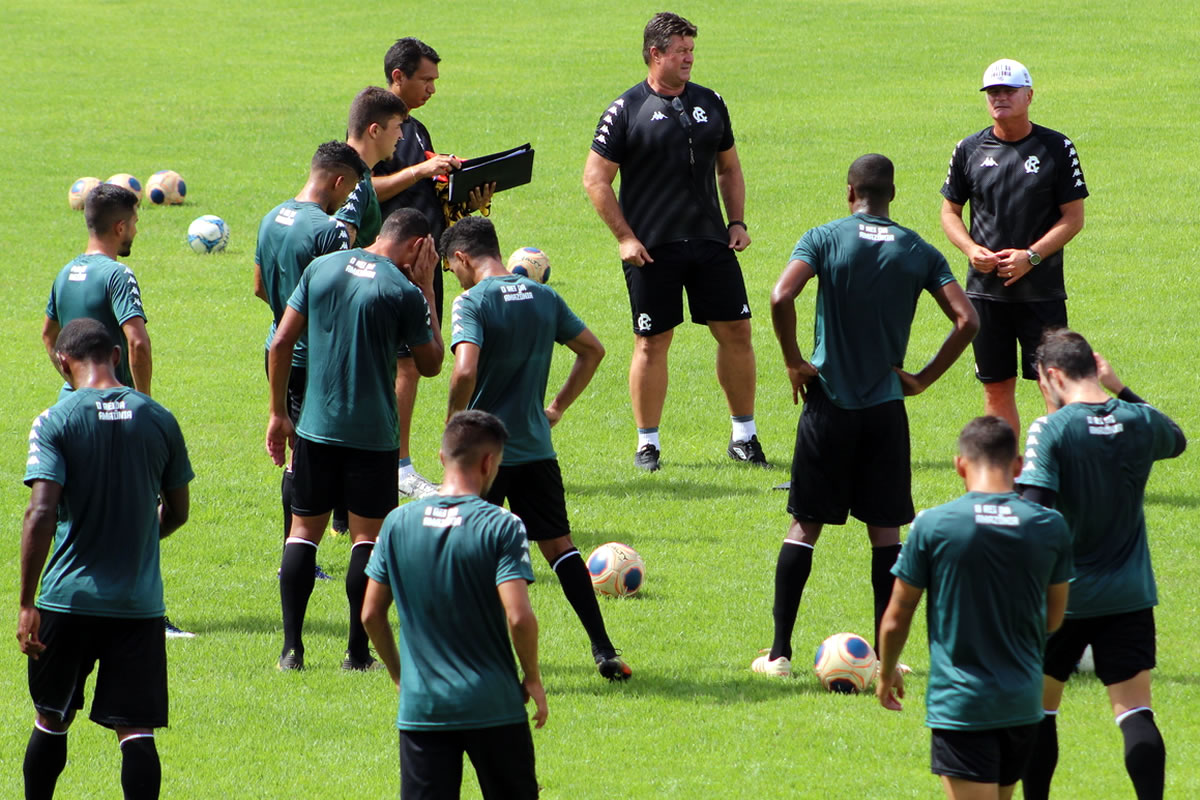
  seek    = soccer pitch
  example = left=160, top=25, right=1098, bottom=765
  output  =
left=1, top=1, right=1197, bottom=797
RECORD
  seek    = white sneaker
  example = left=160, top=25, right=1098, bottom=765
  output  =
left=751, top=649, right=791, bottom=677
left=398, top=470, right=439, bottom=498
left=164, top=617, right=196, bottom=639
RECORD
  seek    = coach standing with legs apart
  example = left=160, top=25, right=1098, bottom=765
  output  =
left=941, top=59, right=1088, bottom=437
left=583, top=11, right=763, bottom=473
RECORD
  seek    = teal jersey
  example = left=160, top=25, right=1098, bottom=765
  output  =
left=45, top=254, right=146, bottom=388
left=23, top=387, right=193, bottom=618
left=289, top=249, right=433, bottom=450
left=334, top=169, right=382, bottom=247
left=1018, top=399, right=1182, bottom=617
left=366, top=495, right=536, bottom=731
left=790, top=213, right=955, bottom=409
left=450, top=275, right=586, bottom=464
left=894, top=492, right=1072, bottom=730
left=255, top=199, right=349, bottom=367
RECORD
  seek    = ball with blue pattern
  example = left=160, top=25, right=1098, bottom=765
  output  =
left=187, top=215, right=230, bottom=254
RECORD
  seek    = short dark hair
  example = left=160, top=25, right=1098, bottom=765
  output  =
left=379, top=207, right=431, bottom=242
left=439, top=216, right=501, bottom=261
left=55, top=318, right=115, bottom=362
left=847, top=154, right=894, bottom=202
left=957, top=416, right=1017, bottom=469
left=311, top=140, right=366, bottom=177
left=1035, top=328, right=1097, bottom=380
left=84, top=183, right=138, bottom=235
left=443, top=410, right=509, bottom=466
left=347, top=86, right=408, bottom=139
left=384, top=37, right=440, bottom=83
left=643, top=12, right=697, bottom=64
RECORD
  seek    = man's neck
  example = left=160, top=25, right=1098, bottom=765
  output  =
left=646, top=73, right=685, bottom=97
left=438, top=472, right=483, bottom=498
left=472, top=257, right=510, bottom=285
left=963, top=469, right=1015, bottom=495
left=295, top=180, right=330, bottom=211
left=83, top=236, right=119, bottom=259
left=346, top=137, right=375, bottom=169
left=850, top=202, right=889, bottom=219
left=68, top=365, right=124, bottom=392
left=992, top=119, right=1033, bottom=142
left=1059, top=379, right=1111, bottom=406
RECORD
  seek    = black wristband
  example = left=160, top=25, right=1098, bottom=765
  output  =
left=727, top=220, right=747, bottom=231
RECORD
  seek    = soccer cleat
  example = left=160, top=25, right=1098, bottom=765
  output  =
left=633, top=444, right=661, bottom=472
left=773, top=480, right=791, bottom=491
left=341, top=651, right=383, bottom=672
left=398, top=470, right=439, bottom=498
left=277, top=649, right=304, bottom=671
left=728, top=435, right=769, bottom=467
left=751, top=648, right=791, bottom=677
left=163, top=617, right=196, bottom=639
left=593, top=646, right=632, bottom=682
left=314, top=563, right=333, bottom=581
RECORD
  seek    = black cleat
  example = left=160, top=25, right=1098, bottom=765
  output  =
left=341, top=652, right=382, bottom=672
left=634, top=444, right=661, bottom=472
left=277, top=649, right=304, bottom=671
left=728, top=435, right=768, bottom=467
left=593, top=646, right=632, bottom=682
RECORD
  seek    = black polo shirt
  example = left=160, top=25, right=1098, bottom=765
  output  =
left=375, top=116, right=446, bottom=242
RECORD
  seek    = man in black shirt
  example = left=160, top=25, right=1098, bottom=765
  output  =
left=941, top=58, right=1088, bottom=438
left=583, top=12, right=763, bottom=473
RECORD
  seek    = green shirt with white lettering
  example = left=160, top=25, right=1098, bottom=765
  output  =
left=334, top=169, right=382, bottom=247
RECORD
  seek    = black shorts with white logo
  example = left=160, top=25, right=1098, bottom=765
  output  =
left=263, top=350, right=306, bottom=426
left=622, top=239, right=750, bottom=336
left=970, top=298, right=1068, bottom=382
left=28, top=610, right=168, bottom=730
left=290, top=437, right=399, bottom=520
left=399, top=721, right=538, bottom=800
left=1043, top=608, right=1156, bottom=685
left=930, top=724, right=1039, bottom=786
left=485, top=459, right=570, bottom=542
left=787, top=381, right=914, bottom=527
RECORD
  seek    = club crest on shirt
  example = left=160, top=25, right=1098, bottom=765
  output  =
left=1024, top=156, right=1041, bottom=174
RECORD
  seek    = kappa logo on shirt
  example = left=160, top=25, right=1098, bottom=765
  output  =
left=1024, top=156, right=1041, bottom=174
left=980, top=156, right=999, bottom=168
left=650, top=111, right=667, bottom=122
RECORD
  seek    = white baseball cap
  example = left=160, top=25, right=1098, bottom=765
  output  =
left=980, top=59, right=1032, bottom=91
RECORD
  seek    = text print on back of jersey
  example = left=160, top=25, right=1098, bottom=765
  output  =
left=500, top=283, right=533, bottom=303
left=423, top=505, right=463, bottom=529
left=858, top=223, right=894, bottom=242
left=68, top=264, right=88, bottom=282
left=344, top=257, right=377, bottom=279
left=1087, top=414, right=1123, bottom=436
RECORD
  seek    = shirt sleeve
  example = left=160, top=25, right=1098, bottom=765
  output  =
left=24, top=408, right=65, bottom=487
left=1045, top=512, right=1074, bottom=585
left=398, top=284, right=434, bottom=349
left=1016, top=415, right=1060, bottom=491
left=159, top=409, right=195, bottom=491
left=1145, top=404, right=1186, bottom=461
left=922, top=244, right=957, bottom=292
left=713, top=90, right=734, bottom=152
left=940, top=138, right=971, bottom=205
left=1053, top=135, right=1089, bottom=204
left=365, top=513, right=397, bottom=585
left=315, top=221, right=350, bottom=256
left=554, top=293, right=587, bottom=344
left=590, top=95, right=627, bottom=164
left=45, top=284, right=58, bottom=322
left=790, top=227, right=823, bottom=275
left=334, top=174, right=370, bottom=228
left=495, top=514, right=535, bottom=585
left=891, top=512, right=929, bottom=589
left=108, top=265, right=147, bottom=325
left=450, top=291, right=482, bottom=351
left=286, top=267, right=310, bottom=316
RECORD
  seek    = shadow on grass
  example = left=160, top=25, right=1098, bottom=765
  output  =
left=568, top=474, right=768, bottom=501
left=1144, top=492, right=1200, bottom=509
left=539, top=661, right=831, bottom=703
left=190, top=614, right=351, bottom=637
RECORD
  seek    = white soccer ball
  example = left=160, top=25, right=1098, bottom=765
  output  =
left=813, top=632, right=877, bottom=694
left=68, top=177, right=101, bottom=210
left=106, top=173, right=143, bottom=203
left=507, top=247, right=551, bottom=283
left=187, top=215, right=230, bottom=254
left=587, top=542, right=644, bottom=597
left=145, top=170, right=187, bottom=205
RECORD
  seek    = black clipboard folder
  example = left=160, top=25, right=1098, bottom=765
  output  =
left=447, top=143, right=534, bottom=203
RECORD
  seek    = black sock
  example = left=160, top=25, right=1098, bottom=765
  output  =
left=23, top=726, right=67, bottom=800
left=552, top=551, right=613, bottom=654
left=280, top=469, right=294, bottom=548
left=1120, top=708, right=1165, bottom=800
left=871, top=544, right=902, bottom=651
left=280, top=540, right=316, bottom=656
left=769, top=542, right=813, bottom=661
left=345, top=542, right=374, bottom=662
left=119, top=735, right=160, bottom=800
left=1022, top=712, right=1059, bottom=800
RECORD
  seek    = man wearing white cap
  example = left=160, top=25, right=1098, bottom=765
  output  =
left=941, top=59, right=1088, bottom=438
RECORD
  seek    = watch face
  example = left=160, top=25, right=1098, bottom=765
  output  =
left=1028, top=251, right=1042, bottom=266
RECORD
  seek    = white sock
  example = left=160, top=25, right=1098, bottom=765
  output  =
left=637, top=428, right=660, bottom=450
left=398, top=462, right=415, bottom=478
left=731, top=416, right=756, bottom=442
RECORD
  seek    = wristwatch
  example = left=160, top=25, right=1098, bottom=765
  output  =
left=1026, top=249, right=1042, bottom=266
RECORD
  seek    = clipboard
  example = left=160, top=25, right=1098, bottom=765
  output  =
left=447, top=143, right=534, bottom=203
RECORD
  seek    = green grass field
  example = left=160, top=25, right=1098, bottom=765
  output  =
left=2, top=1, right=1198, bottom=797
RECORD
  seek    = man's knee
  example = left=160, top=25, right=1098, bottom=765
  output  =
left=537, top=535, right=575, bottom=563
left=710, top=319, right=752, bottom=348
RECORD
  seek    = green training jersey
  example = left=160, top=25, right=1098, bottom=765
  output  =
left=23, top=387, right=193, bottom=618
left=45, top=253, right=146, bottom=388
left=894, top=491, right=1072, bottom=730
left=1018, top=399, right=1181, bottom=618
left=366, top=494, right=536, bottom=731
left=255, top=199, right=349, bottom=367
left=450, top=275, right=586, bottom=464
left=334, top=169, right=382, bottom=247
left=289, top=249, right=432, bottom=450
left=790, top=213, right=955, bottom=409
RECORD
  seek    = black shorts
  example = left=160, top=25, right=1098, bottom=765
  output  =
left=1044, top=608, right=1156, bottom=685
left=28, top=610, right=168, bottom=730
left=930, top=724, right=1039, bottom=786
left=787, top=382, right=914, bottom=527
left=290, top=437, right=399, bottom=519
left=970, top=298, right=1068, bottom=382
left=263, top=350, right=306, bottom=426
left=399, top=721, right=537, bottom=800
left=485, top=460, right=569, bottom=542
left=623, top=239, right=750, bottom=336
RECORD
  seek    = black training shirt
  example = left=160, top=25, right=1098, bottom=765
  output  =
left=375, top=116, right=446, bottom=241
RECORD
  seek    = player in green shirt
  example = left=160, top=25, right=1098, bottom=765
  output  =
left=876, top=416, right=1071, bottom=800
left=19, top=319, right=193, bottom=800
left=335, top=86, right=406, bottom=248
left=443, top=216, right=629, bottom=681
left=1016, top=329, right=1185, bottom=800
left=362, top=410, right=545, bottom=799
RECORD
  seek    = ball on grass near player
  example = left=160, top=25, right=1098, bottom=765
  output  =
left=106, top=173, right=143, bottom=203
left=587, top=542, right=644, bottom=597
left=145, top=170, right=187, bottom=205
left=813, top=632, right=877, bottom=694
left=187, top=215, right=230, bottom=254
left=68, top=177, right=101, bottom=210
left=507, top=247, right=551, bottom=283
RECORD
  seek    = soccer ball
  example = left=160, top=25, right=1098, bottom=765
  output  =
left=813, top=632, right=877, bottom=694
left=145, top=170, right=187, bottom=205
left=68, top=177, right=101, bottom=210
left=187, top=215, right=230, bottom=253
left=587, top=542, right=644, bottom=597
left=106, top=173, right=143, bottom=203
left=507, top=247, right=551, bottom=283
